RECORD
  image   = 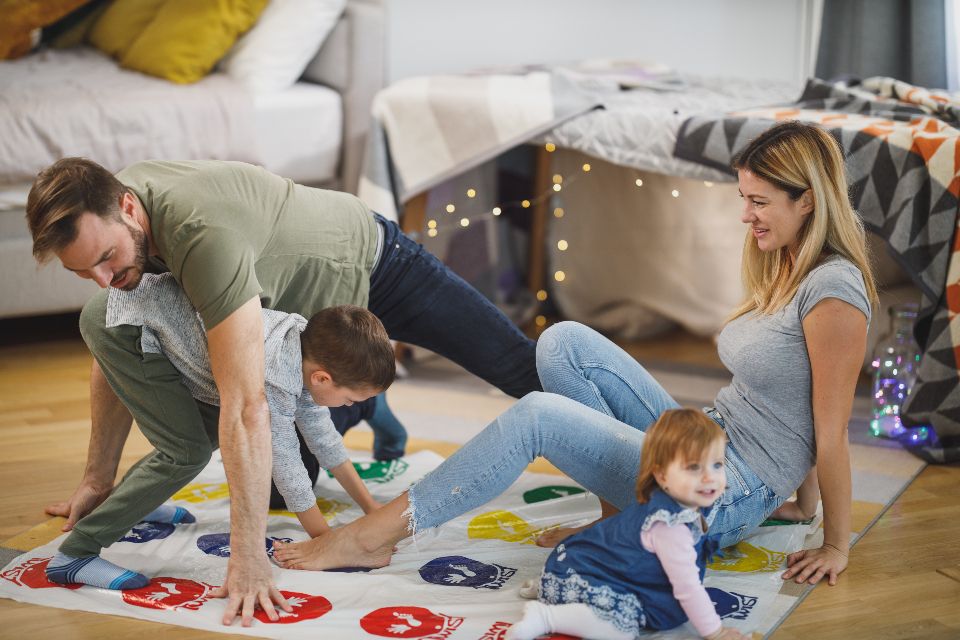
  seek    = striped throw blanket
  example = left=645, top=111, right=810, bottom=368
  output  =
left=358, top=69, right=603, bottom=221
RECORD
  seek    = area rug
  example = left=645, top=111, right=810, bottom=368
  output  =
left=0, top=356, right=927, bottom=638
left=0, top=440, right=925, bottom=639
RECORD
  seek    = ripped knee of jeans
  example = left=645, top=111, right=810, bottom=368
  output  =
left=401, top=491, right=418, bottom=537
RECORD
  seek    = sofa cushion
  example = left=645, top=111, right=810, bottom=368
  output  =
left=88, top=0, right=167, bottom=59
left=88, top=0, right=267, bottom=84
left=218, top=0, right=346, bottom=94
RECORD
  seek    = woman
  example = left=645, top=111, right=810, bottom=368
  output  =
left=274, top=121, right=877, bottom=587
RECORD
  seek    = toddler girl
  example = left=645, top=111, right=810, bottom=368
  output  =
left=507, top=408, right=748, bottom=640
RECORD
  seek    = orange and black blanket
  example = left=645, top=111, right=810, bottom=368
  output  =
left=675, top=77, right=960, bottom=462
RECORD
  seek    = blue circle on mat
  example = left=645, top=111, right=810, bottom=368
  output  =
left=418, top=555, right=516, bottom=589
left=197, top=533, right=232, bottom=557
left=708, top=587, right=757, bottom=620
left=121, top=521, right=175, bottom=543
left=196, top=533, right=293, bottom=558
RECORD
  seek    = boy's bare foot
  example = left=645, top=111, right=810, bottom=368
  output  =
left=537, top=500, right=619, bottom=547
left=273, top=524, right=394, bottom=571
left=535, top=523, right=592, bottom=548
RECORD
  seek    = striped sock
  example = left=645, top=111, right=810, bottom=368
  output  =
left=46, top=552, right=148, bottom=590
left=142, top=505, right=195, bottom=524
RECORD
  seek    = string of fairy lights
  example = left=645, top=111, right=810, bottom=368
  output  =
left=419, top=142, right=719, bottom=329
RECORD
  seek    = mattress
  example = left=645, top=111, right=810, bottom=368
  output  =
left=251, top=82, right=342, bottom=186
left=544, top=73, right=802, bottom=181
left=0, top=48, right=254, bottom=187
left=0, top=81, right=342, bottom=213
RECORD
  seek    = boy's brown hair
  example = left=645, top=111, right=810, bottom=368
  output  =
left=27, top=157, right=129, bottom=263
left=302, top=305, right=395, bottom=391
left=635, top=408, right=726, bottom=503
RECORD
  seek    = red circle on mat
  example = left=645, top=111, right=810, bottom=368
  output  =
left=360, top=606, right=450, bottom=637
left=122, top=577, right=213, bottom=610
left=253, top=590, right=332, bottom=624
left=1, top=557, right=82, bottom=590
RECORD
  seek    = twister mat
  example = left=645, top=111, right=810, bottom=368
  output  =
left=0, top=448, right=923, bottom=638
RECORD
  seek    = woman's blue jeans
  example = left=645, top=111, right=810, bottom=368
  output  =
left=407, top=322, right=782, bottom=549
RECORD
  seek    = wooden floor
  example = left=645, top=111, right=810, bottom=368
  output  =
left=1, top=315, right=959, bottom=639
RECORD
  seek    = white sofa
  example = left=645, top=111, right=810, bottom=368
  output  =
left=0, top=0, right=384, bottom=319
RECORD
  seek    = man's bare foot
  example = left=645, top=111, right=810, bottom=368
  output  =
left=273, top=524, right=394, bottom=571
left=535, top=522, right=593, bottom=548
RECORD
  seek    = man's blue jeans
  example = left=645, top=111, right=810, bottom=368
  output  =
left=366, top=213, right=540, bottom=398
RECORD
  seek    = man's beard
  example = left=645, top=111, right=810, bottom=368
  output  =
left=116, top=224, right=150, bottom=291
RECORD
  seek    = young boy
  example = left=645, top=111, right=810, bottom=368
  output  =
left=47, top=273, right=397, bottom=589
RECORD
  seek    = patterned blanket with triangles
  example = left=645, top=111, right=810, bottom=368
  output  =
left=674, top=77, right=960, bottom=462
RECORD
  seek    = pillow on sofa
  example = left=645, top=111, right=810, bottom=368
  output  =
left=218, top=0, right=347, bottom=94
left=121, top=0, right=268, bottom=84
left=88, top=0, right=167, bottom=59
left=87, top=0, right=267, bottom=84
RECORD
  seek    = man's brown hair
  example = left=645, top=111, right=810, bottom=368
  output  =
left=302, top=305, right=395, bottom=391
left=635, top=408, right=726, bottom=504
left=26, top=157, right=128, bottom=263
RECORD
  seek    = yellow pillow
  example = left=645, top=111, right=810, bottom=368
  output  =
left=121, top=0, right=268, bottom=84
left=88, top=0, right=167, bottom=59
left=0, top=0, right=93, bottom=59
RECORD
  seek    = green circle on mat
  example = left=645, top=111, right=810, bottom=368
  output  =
left=327, top=459, right=409, bottom=483
left=523, top=485, right=586, bottom=503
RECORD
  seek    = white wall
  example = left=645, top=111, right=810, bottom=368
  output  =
left=387, top=0, right=817, bottom=87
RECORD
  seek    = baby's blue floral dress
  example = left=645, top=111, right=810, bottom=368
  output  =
left=539, top=489, right=720, bottom=637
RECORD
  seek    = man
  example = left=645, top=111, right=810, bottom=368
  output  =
left=27, top=157, right=540, bottom=626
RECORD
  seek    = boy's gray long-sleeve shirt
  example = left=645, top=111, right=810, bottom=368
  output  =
left=106, top=273, right=348, bottom=513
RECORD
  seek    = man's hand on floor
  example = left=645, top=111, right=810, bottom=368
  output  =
left=212, top=552, right=291, bottom=626
left=45, top=481, right=112, bottom=531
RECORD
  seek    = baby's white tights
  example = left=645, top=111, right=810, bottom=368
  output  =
left=505, top=600, right=635, bottom=640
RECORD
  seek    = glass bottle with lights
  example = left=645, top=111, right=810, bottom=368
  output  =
left=870, top=302, right=920, bottom=438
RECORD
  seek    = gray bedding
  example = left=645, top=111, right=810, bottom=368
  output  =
left=544, top=73, right=800, bottom=180
left=0, top=48, right=257, bottom=184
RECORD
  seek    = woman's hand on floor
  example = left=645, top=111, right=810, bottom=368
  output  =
left=781, top=544, right=848, bottom=586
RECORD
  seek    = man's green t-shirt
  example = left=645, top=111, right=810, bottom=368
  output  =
left=117, top=160, right=379, bottom=329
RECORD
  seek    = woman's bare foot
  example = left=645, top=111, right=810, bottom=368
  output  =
left=273, top=523, right=394, bottom=571
left=274, top=492, right=411, bottom=570
left=535, top=523, right=592, bottom=548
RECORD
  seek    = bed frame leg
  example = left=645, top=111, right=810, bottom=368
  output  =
left=527, top=145, right=551, bottom=302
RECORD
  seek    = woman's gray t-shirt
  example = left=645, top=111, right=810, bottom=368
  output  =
left=714, top=256, right=871, bottom=498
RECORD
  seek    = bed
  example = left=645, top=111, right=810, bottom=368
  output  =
left=0, top=0, right=385, bottom=319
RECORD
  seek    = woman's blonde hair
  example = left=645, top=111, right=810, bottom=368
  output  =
left=635, top=409, right=726, bottom=504
left=730, top=121, right=878, bottom=320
